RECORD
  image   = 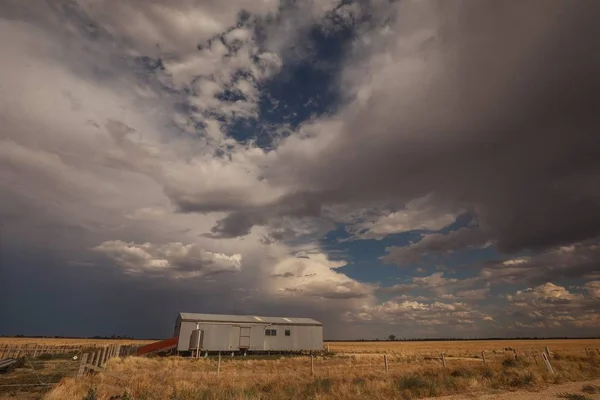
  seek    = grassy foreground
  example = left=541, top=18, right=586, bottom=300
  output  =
left=45, top=352, right=600, bottom=400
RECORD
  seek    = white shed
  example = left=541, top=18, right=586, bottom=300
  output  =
left=174, top=312, right=323, bottom=353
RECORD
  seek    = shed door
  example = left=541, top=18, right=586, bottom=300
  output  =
left=239, top=327, right=251, bottom=348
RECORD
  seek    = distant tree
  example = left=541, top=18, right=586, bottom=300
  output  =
left=388, top=335, right=397, bottom=341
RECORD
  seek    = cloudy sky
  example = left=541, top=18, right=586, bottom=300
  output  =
left=1, top=0, right=599, bottom=340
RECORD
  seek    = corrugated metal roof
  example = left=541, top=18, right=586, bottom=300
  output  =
left=178, top=312, right=322, bottom=326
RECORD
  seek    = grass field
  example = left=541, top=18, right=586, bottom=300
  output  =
left=2, top=338, right=600, bottom=399
left=0, top=338, right=155, bottom=347
left=329, top=339, right=600, bottom=357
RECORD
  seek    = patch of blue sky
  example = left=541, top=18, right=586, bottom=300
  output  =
left=224, top=16, right=357, bottom=148
left=320, top=212, right=505, bottom=287
left=321, top=224, right=421, bottom=284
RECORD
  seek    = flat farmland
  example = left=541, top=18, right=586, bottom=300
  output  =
left=0, top=337, right=154, bottom=347
left=2, top=338, right=600, bottom=399
left=44, top=339, right=600, bottom=400
left=328, top=339, right=600, bottom=357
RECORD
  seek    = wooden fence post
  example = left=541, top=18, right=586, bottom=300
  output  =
left=441, top=353, right=447, bottom=368
left=103, top=346, right=110, bottom=365
left=99, top=348, right=106, bottom=368
left=217, top=352, right=221, bottom=376
left=97, top=348, right=103, bottom=367
left=87, top=350, right=94, bottom=366
left=384, top=354, right=389, bottom=372
left=542, top=352, right=554, bottom=374
left=311, top=354, right=314, bottom=375
left=482, top=351, right=486, bottom=365
left=77, top=353, right=89, bottom=378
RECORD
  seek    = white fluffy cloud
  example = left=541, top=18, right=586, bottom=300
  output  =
left=347, top=299, right=493, bottom=327
left=94, top=241, right=242, bottom=278
left=270, top=253, right=374, bottom=300
left=347, top=194, right=460, bottom=240
left=507, top=283, right=600, bottom=329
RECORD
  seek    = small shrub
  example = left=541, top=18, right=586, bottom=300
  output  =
left=108, top=393, right=132, bottom=400
left=243, top=387, right=259, bottom=397
left=305, top=377, right=332, bottom=394
left=557, top=393, right=593, bottom=400
left=582, top=384, right=600, bottom=394
left=502, top=357, right=518, bottom=368
left=396, top=375, right=428, bottom=390
left=507, top=371, right=535, bottom=388
left=482, top=368, right=494, bottom=378
left=352, top=377, right=366, bottom=386
left=261, top=382, right=275, bottom=393
left=450, top=368, right=473, bottom=378
left=82, top=387, right=97, bottom=400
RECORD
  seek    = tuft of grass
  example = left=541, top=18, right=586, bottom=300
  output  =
left=352, top=377, right=366, bottom=386
left=507, top=371, right=535, bottom=388
left=396, top=375, right=429, bottom=390
left=582, top=384, right=600, bottom=394
left=482, top=368, right=494, bottom=378
left=82, top=387, right=97, bottom=400
left=305, top=377, right=333, bottom=394
left=557, top=393, right=593, bottom=400
left=450, top=367, right=474, bottom=378
left=502, top=357, right=518, bottom=368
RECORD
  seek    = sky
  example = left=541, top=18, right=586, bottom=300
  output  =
left=1, top=0, right=599, bottom=340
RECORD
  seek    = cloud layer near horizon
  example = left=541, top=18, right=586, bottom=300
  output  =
left=1, top=0, right=599, bottom=339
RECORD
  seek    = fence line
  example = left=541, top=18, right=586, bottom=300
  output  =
left=3, top=342, right=597, bottom=382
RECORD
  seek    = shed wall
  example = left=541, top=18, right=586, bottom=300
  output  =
left=177, top=321, right=323, bottom=352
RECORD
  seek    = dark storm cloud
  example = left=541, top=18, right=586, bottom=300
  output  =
left=207, top=1, right=600, bottom=259
left=2, top=0, right=600, bottom=341
left=478, top=240, right=600, bottom=285
left=383, top=227, right=490, bottom=265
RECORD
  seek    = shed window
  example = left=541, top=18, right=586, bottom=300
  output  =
left=265, top=329, right=277, bottom=336
left=285, top=330, right=291, bottom=336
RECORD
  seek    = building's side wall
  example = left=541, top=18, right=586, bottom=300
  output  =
left=174, top=315, right=183, bottom=339
left=249, top=324, right=323, bottom=351
left=199, top=323, right=241, bottom=351
left=177, top=321, right=197, bottom=351
left=177, top=321, right=323, bottom=352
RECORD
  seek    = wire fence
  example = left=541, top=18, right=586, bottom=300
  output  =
left=0, top=343, right=140, bottom=395
left=2, top=343, right=598, bottom=393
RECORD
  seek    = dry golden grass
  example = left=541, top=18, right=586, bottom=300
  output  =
left=328, top=339, right=600, bottom=357
left=43, top=340, right=600, bottom=400
left=0, top=338, right=154, bottom=347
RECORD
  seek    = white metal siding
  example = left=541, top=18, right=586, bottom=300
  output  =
left=177, top=320, right=323, bottom=352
